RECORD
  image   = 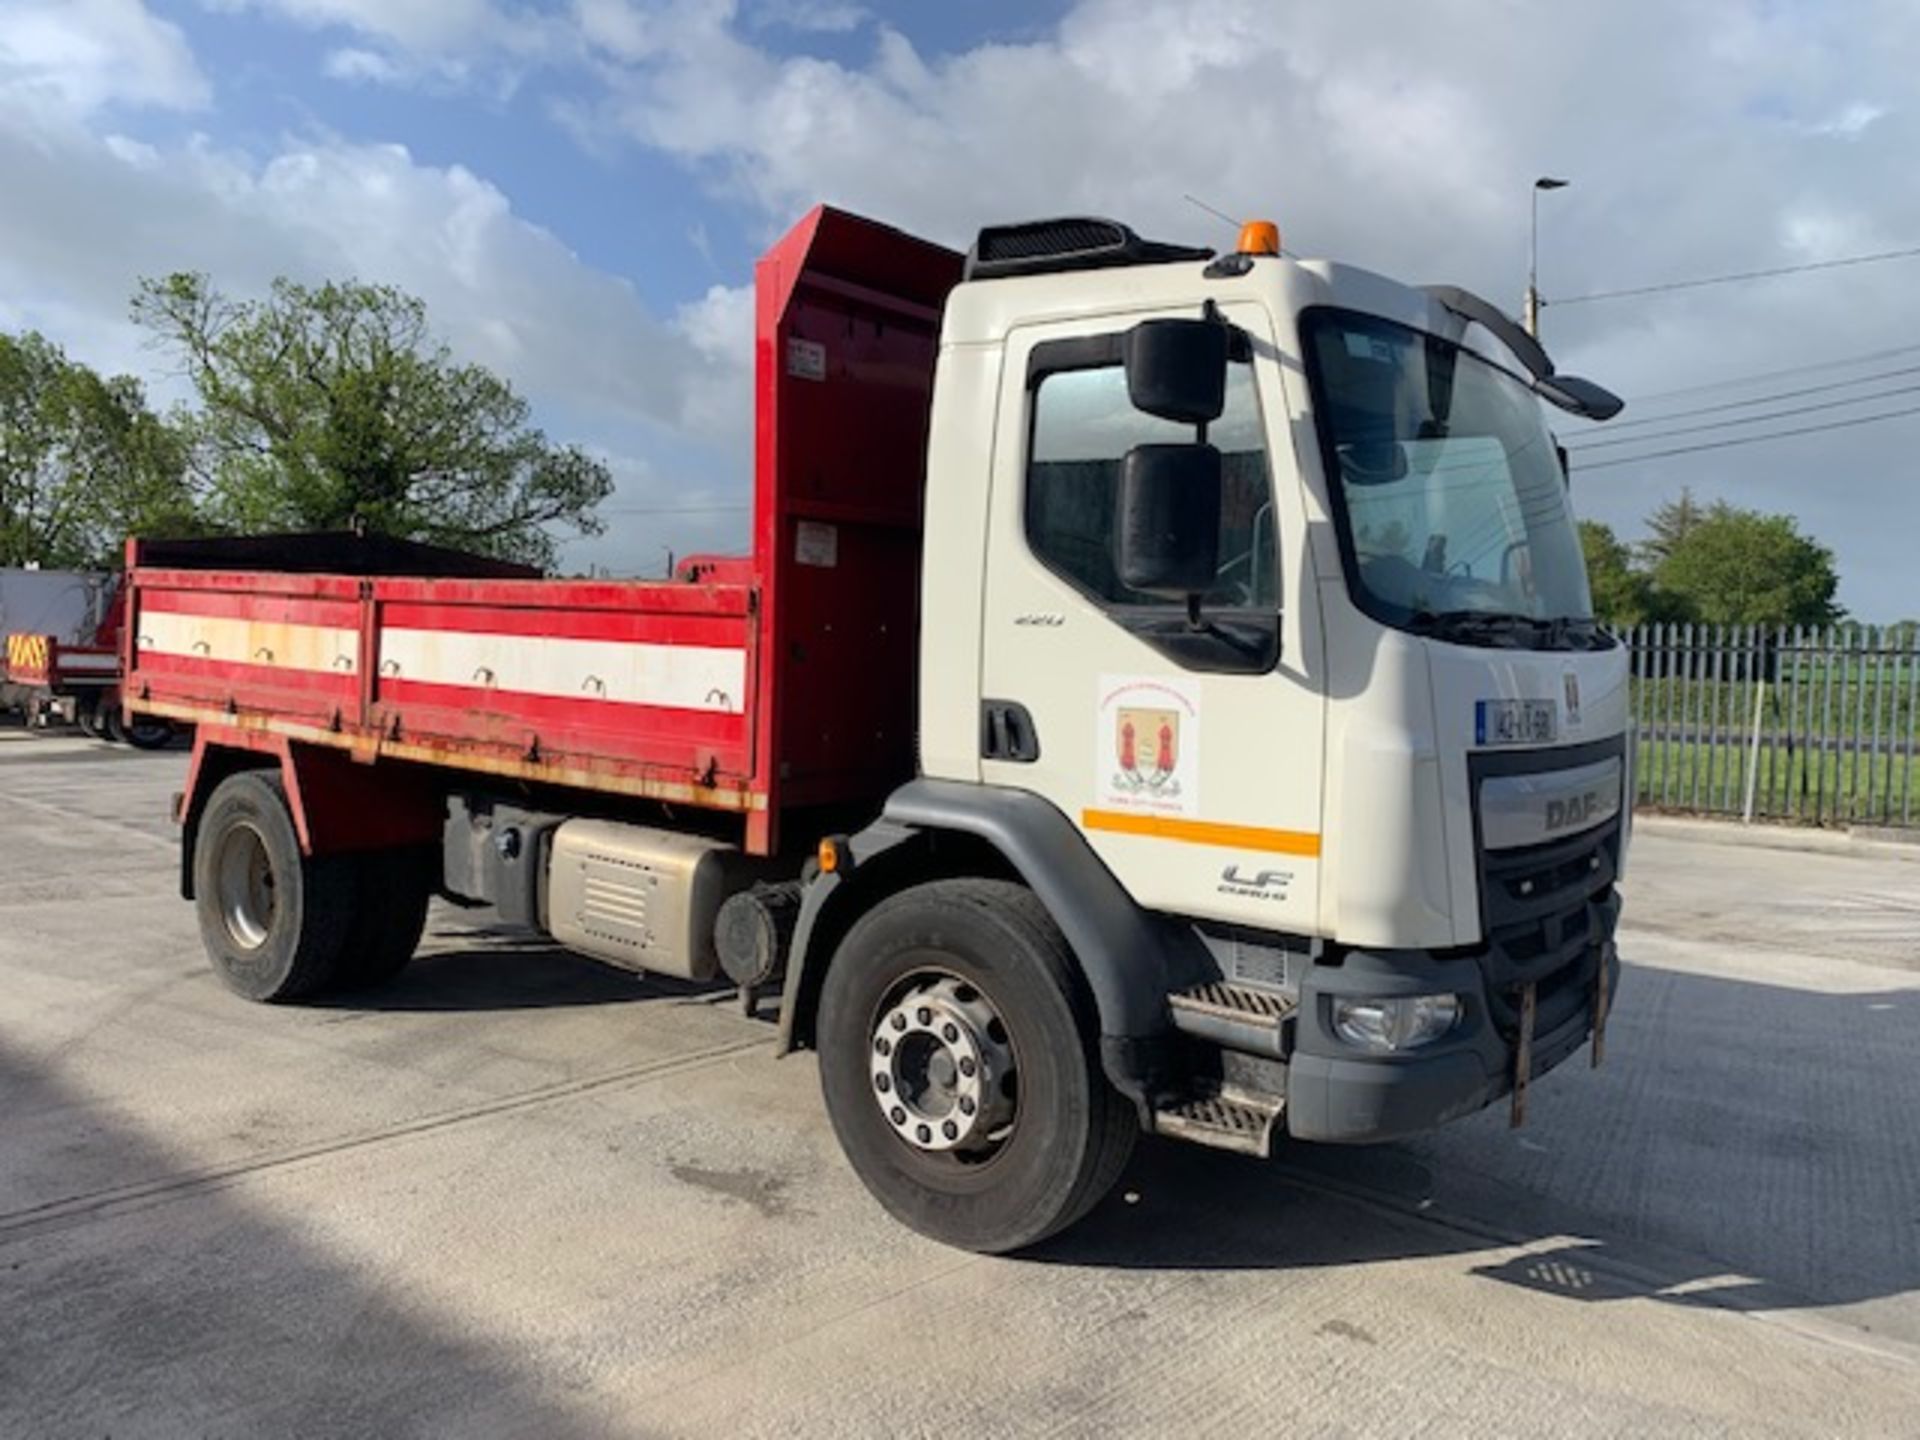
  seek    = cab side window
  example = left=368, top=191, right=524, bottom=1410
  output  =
left=1026, top=358, right=1277, bottom=611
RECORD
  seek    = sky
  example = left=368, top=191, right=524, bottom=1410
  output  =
left=0, top=0, right=1915, bottom=618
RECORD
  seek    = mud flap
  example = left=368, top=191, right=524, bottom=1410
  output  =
left=1509, top=980, right=1537, bottom=1129
left=1591, top=945, right=1611, bottom=1068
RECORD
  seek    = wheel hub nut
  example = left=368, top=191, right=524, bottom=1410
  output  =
left=870, top=977, right=1015, bottom=1153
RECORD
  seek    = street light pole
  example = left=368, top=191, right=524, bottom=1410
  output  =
left=1526, top=176, right=1570, bottom=339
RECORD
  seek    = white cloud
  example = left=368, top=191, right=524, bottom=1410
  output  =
left=749, top=0, right=867, bottom=34
left=10, top=0, right=1920, bottom=608
left=0, top=102, right=753, bottom=564
left=200, top=0, right=506, bottom=52
left=0, top=0, right=209, bottom=114
left=672, top=282, right=754, bottom=436
left=674, top=282, right=753, bottom=363
left=322, top=47, right=407, bottom=84
left=553, top=0, right=1920, bottom=616
left=1805, top=101, right=1888, bottom=139
left=204, top=0, right=570, bottom=90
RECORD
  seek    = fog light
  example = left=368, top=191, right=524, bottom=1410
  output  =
left=1332, top=994, right=1461, bottom=1052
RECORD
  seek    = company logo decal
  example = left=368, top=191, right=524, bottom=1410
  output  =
left=1115, top=706, right=1180, bottom=793
left=1095, top=674, right=1201, bottom=818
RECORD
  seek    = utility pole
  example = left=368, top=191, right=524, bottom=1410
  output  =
left=1526, top=176, right=1570, bottom=339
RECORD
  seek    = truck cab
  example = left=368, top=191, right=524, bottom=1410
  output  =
left=788, top=215, right=1626, bottom=1217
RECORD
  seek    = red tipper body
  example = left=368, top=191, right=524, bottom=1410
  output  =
left=125, top=208, right=962, bottom=855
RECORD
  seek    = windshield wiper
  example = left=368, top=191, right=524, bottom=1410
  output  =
left=1406, top=609, right=1539, bottom=645
left=1409, top=609, right=1607, bottom=650
left=1542, top=615, right=1605, bottom=648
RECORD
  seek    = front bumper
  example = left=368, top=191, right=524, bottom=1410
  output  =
left=1285, top=891, right=1620, bottom=1143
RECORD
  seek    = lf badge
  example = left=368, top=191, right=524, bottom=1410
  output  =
left=1219, top=864, right=1292, bottom=902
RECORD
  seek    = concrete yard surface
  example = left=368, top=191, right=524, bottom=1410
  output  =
left=3, top=728, right=1919, bottom=1436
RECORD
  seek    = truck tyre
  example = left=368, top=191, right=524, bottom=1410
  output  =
left=124, top=716, right=175, bottom=750
left=337, top=847, right=435, bottom=990
left=816, top=878, right=1137, bottom=1254
left=193, top=771, right=355, bottom=1002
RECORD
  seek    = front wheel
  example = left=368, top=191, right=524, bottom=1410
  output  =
left=817, top=878, right=1137, bottom=1253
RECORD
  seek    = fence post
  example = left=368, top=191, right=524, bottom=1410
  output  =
left=1743, top=626, right=1766, bottom=823
left=1817, top=623, right=1836, bottom=824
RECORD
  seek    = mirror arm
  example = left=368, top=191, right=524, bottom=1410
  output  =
left=1419, top=285, right=1555, bottom=381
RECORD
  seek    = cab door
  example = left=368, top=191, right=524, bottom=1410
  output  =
left=978, top=302, right=1326, bottom=934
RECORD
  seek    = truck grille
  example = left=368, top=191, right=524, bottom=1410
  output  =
left=1477, top=818, right=1620, bottom=1041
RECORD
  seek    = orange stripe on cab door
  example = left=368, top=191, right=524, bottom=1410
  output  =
left=1081, top=809, right=1321, bottom=856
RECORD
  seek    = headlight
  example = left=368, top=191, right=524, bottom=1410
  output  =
left=1331, top=994, right=1461, bottom=1052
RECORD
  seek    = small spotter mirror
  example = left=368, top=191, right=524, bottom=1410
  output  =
left=1124, top=318, right=1228, bottom=425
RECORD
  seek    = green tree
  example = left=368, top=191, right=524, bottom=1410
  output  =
left=1579, top=519, right=1656, bottom=625
left=0, top=330, right=195, bottom=568
left=1654, top=501, right=1842, bottom=628
left=1636, top=487, right=1707, bottom=570
left=131, top=274, right=611, bottom=568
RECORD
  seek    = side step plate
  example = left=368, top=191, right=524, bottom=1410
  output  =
left=1152, top=1086, right=1285, bottom=1158
left=1167, top=981, right=1296, bottom=1059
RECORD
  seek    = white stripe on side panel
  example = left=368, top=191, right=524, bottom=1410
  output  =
left=139, top=611, right=361, bottom=674
left=376, top=628, right=747, bottom=714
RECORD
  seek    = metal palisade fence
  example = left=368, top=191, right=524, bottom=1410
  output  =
left=1622, top=623, right=1920, bottom=829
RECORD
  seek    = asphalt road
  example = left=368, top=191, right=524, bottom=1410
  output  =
left=3, top=728, right=1919, bottom=1437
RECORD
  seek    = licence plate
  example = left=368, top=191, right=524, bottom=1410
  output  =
left=1475, top=699, right=1558, bottom=746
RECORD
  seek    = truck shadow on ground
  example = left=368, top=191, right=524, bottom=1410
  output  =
left=0, top=1044, right=607, bottom=1436
left=315, top=918, right=730, bottom=1013
left=1039, top=1137, right=1865, bottom=1327
left=1036, top=963, right=1920, bottom=1342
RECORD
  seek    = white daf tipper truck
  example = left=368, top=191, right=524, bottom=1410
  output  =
left=135, top=209, right=1630, bottom=1253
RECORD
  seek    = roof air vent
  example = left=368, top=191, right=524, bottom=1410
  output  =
left=963, top=217, right=1213, bottom=281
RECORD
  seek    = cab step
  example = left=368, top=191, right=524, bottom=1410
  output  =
left=1167, top=980, right=1296, bottom=1059
left=1151, top=1085, right=1286, bottom=1158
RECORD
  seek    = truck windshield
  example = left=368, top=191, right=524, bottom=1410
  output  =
left=1301, top=308, right=1598, bottom=647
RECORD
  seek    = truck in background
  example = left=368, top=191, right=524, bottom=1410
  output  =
left=4, top=572, right=176, bottom=747
left=126, top=206, right=1630, bottom=1252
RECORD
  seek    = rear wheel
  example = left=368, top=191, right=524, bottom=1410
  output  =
left=193, top=771, right=354, bottom=1002
left=337, top=847, right=435, bottom=990
left=124, top=716, right=174, bottom=750
left=817, top=878, right=1137, bottom=1254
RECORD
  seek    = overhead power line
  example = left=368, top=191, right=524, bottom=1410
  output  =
left=1565, top=381, right=1920, bottom=451
left=1566, top=361, right=1920, bottom=439
left=1617, top=341, right=1920, bottom=405
left=1551, top=243, right=1920, bottom=307
left=1574, top=360, right=1920, bottom=431
left=1570, top=401, right=1920, bottom=472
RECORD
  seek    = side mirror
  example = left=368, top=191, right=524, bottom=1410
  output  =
left=1116, top=443, right=1222, bottom=597
left=1125, top=318, right=1228, bottom=424
left=1534, top=374, right=1624, bottom=422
